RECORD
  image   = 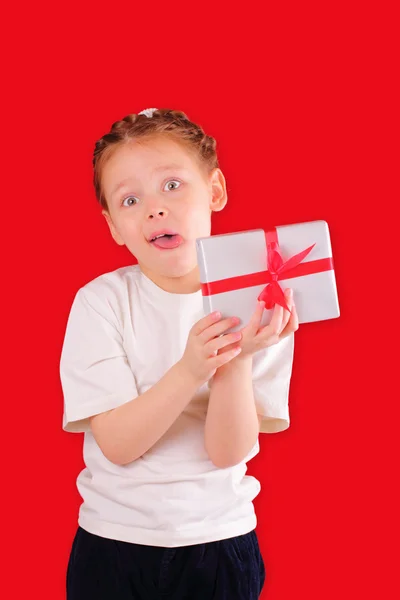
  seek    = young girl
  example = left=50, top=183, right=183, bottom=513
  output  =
left=60, top=108, right=298, bottom=599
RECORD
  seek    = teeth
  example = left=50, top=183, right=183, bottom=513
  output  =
left=151, top=233, right=174, bottom=241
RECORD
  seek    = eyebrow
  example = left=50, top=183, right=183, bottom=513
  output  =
left=111, top=165, right=189, bottom=198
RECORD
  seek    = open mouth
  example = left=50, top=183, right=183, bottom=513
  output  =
left=149, top=233, right=183, bottom=249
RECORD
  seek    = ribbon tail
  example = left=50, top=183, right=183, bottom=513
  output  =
left=258, top=285, right=273, bottom=308
left=273, top=284, right=292, bottom=313
left=258, top=282, right=292, bottom=313
left=278, top=243, right=316, bottom=275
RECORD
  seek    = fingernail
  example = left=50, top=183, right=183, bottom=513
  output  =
left=213, top=311, right=221, bottom=319
left=259, top=301, right=265, bottom=308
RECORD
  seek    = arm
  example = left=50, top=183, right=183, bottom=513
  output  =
left=90, top=361, right=199, bottom=466
left=204, top=355, right=261, bottom=469
left=61, top=287, right=241, bottom=456
left=88, top=309, right=242, bottom=467
left=205, top=293, right=298, bottom=468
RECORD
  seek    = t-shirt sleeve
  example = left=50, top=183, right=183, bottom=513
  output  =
left=59, top=286, right=139, bottom=433
left=252, top=333, right=295, bottom=434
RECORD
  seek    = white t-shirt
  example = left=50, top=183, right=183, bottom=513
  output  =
left=60, top=264, right=294, bottom=547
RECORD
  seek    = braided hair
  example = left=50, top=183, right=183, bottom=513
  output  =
left=93, top=109, right=219, bottom=212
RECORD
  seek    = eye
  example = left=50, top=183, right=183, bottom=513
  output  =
left=164, top=180, right=181, bottom=191
left=122, top=195, right=139, bottom=207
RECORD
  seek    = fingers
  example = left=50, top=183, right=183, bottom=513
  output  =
left=191, top=312, right=242, bottom=359
left=213, top=345, right=243, bottom=366
left=263, top=302, right=284, bottom=336
left=191, top=311, right=225, bottom=336
left=250, top=300, right=267, bottom=333
left=199, top=315, right=241, bottom=343
left=237, top=300, right=266, bottom=338
left=279, top=289, right=293, bottom=332
left=256, top=289, right=296, bottom=342
left=206, top=330, right=242, bottom=355
left=280, top=299, right=299, bottom=337
left=192, top=288, right=298, bottom=367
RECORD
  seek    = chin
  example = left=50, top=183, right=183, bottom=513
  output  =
left=137, top=244, right=200, bottom=280
left=163, top=261, right=198, bottom=279
left=156, top=247, right=198, bottom=277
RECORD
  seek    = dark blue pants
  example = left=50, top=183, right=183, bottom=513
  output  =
left=67, top=526, right=266, bottom=599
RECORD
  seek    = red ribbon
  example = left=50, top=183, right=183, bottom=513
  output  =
left=201, top=228, right=334, bottom=312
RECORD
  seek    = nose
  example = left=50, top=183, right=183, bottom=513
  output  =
left=147, top=207, right=169, bottom=220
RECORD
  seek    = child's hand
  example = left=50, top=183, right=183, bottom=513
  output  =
left=178, top=312, right=243, bottom=387
left=219, top=288, right=299, bottom=360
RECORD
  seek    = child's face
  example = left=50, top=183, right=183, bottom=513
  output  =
left=101, top=135, right=227, bottom=292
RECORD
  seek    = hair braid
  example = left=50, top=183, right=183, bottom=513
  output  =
left=93, top=109, right=219, bottom=211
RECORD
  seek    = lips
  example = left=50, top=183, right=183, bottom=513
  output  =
left=147, top=228, right=179, bottom=242
left=146, top=229, right=184, bottom=250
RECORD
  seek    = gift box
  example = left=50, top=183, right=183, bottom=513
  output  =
left=196, top=220, right=340, bottom=332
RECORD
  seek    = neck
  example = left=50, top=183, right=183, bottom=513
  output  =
left=140, top=264, right=202, bottom=294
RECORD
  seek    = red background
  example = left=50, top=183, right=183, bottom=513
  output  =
left=2, top=1, right=398, bottom=598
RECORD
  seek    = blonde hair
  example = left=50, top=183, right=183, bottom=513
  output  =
left=93, top=108, right=219, bottom=212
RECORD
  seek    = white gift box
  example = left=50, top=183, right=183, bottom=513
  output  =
left=196, top=220, right=340, bottom=333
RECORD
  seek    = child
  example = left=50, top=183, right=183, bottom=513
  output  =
left=60, top=108, right=298, bottom=600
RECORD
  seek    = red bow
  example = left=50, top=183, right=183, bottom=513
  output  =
left=257, top=230, right=315, bottom=313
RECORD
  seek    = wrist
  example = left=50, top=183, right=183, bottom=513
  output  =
left=174, top=359, right=202, bottom=390
left=235, top=352, right=253, bottom=366
left=214, top=353, right=253, bottom=379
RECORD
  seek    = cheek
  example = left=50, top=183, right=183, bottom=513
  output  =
left=181, top=196, right=210, bottom=220
left=117, top=214, right=139, bottom=232
left=184, top=209, right=212, bottom=238
left=114, top=216, right=142, bottom=244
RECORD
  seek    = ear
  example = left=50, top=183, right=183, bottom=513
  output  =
left=208, top=168, right=228, bottom=213
left=102, top=211, right=125, bottom=246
